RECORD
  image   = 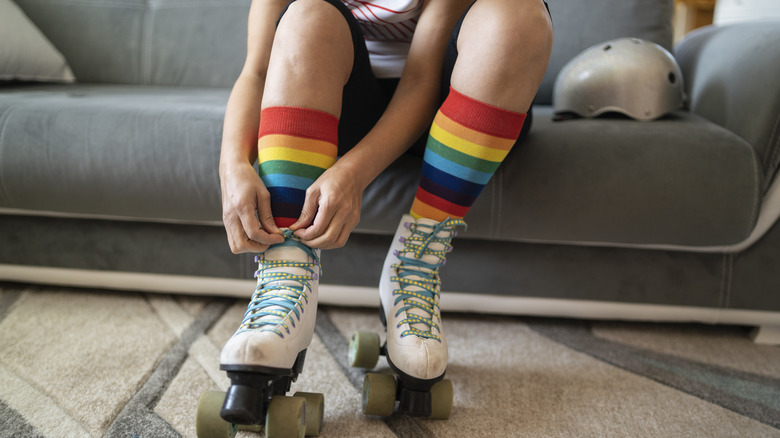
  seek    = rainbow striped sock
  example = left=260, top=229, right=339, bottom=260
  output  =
left=258, top=106, right=338, bottom=228
left=410, top=87, right=527, bottom=222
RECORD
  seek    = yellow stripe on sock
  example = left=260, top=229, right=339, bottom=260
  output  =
left=429, top=122, right=511, bottom=163
left=258, top=147, right=337, bottom=169
left=258, top=134, right=338, bottom=157
left=433, top=112, right=516, bottom=150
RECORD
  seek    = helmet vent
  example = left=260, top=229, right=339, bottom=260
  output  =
left=603, top=44, right=612, bottom=51
left=668, top=72, right=677, bottom=84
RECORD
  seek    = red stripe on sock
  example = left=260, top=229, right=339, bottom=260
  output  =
left=439, top=87, right=526, bottom=140
left=273, top=217, right=298, bottom=228
left=414, top=187, right=470, bottom=218
left=259, top=107, right=339, bottom=144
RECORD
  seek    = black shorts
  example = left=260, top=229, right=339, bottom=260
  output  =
left=277, top=0, right=547, bottom=156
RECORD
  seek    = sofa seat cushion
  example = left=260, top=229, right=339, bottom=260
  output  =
left=0, top=86, right=763, bottom=249
left=360, top=107, right=762, bottom=248
left=0, top=84, right=225, bottom=223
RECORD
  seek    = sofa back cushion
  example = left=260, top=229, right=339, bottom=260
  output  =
left=14, top=0, right=673, bottom=93
left=14, top=0, right=250, bottom=87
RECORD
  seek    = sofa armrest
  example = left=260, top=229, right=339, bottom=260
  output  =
left=675, top=20, right=780, bottom=190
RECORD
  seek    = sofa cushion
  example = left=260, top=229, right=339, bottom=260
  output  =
left=0, top=84, right=225, bottom=222
left=0, top=87, right=761, bottom=248
left=13, top=0, right=249, bottom=87
left=361, top=107, right=762, bottom=247
left=13, top=0, right=674, bottom=93
left=0, top=0, right=75, bottom=83
left=675, top=20, right=780, bottom=191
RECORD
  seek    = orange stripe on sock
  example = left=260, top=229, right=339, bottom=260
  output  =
left=410, top=200, right=452, bottom=222
left=440, top=87, right=526, bottom=139
left=433, top=112, right=515, bottom=151
left=411, top=187, right=468, bottom=220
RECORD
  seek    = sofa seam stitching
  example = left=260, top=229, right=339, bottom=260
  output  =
left=141, top=0, right=152, bottom=85
left=718, top=254, right=726, bottom=311
left=762, top=114, right=780, bottom=192
left=725, top=253, right=733, bottom=310
left=0, top=108, right=18, bottom=207
left=747, top=140, right=763, bottom=239
left=495, top=168, right=502, bottom=236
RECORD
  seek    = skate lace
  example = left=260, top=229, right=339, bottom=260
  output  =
left=391, top=218, right=466, bottom=341
left=239, top=230, right=321, bottom=338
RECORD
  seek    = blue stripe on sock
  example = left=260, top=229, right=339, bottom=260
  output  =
left=260, top=173, right=315, bottom=191
left=420, top=162, right=485, bottom=199
left=422, top=148, right=493, bottom=185
left=419, top=174, right=479, bottom=207
left=270, top=201, right=303, bottom=221
left=266, top=186, right=306, bottom=206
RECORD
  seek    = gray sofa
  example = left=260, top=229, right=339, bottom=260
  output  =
left=2, top=0, right=779, bottom=342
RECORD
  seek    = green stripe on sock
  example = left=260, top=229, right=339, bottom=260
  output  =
left=426, top=137, right=502, bottom=174
left=258, top=160, right=327, bottom=181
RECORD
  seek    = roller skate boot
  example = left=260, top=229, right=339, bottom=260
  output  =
left=196, top=230, right=324, bottom=438
left=348, top=214, right=466, bottom=419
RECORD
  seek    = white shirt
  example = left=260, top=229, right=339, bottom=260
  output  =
left=341, top=0, right=423, bottom=78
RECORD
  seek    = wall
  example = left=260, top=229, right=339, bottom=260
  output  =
left=714, top=0, right=780, bottom=24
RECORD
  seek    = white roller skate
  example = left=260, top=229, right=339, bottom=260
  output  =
left=196, top=230, right=324, bottom=438
left=348, top=214, right=466, bottom=419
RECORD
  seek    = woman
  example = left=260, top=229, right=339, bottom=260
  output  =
left=216, top=0, right=552, bottom=424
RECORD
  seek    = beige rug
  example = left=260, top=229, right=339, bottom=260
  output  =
left=1, top=282, right=779, bottom=437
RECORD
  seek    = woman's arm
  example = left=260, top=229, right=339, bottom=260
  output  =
left=292, top=0, right=472, bottom=248
left=220, top=0, right=290, bottom=254
left=341, top=0, right=472, bottom=190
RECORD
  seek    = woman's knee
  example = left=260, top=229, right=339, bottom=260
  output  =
left=459, top=0, right=553, bottom=60
left=273, top=0, right=354, bottom=78
left=278, top=0, right=350, bottom=39
left=451, top=0, right=552, bottom=111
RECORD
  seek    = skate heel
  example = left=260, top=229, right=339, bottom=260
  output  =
left=399, top=387, right=432, bottom=417
left=197, top=350, right=323, bottom=437
left=221, top=381, right=264, bottom=425
left=349, top=331, right=454, bottom=419
left=350, top=215, right=464, bottom=420
left=198, top=232, right=324, bottom=437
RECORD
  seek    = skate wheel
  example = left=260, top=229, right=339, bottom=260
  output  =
left=265, top=395, right=306, bottom=438
left=362, top=373, right=396, bottom=417
left=348, top=331, right=381, bottom=369
left=294, top=392, right=324, bottom=436
left=429, top=379, right=454, bottom=420
left=195, top=391, right=237, bottom=438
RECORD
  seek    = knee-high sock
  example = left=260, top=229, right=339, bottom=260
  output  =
left=410, top=87, right=526, bottom=222
left=258, top=106, right=338, bottom=228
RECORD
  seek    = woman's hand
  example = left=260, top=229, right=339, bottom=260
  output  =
left=290, top=164, right=363, bottom=249
left=220, top=161, right=284, bottom=254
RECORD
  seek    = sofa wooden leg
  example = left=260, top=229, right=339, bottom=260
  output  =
left=750, top=325, right=780, bottom=345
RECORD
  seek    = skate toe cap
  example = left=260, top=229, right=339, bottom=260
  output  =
left=389, top=336, right=448, bottom=380
left=220, top=331, right=295, bottom=369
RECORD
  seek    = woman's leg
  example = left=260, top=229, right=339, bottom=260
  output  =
left=369, top=0, right=553, bottom=419
left=257, top=0, right=354, bottom=228
left=410, top=0, right=553, bottom=221
left=218, top=1, right=381, bottom=428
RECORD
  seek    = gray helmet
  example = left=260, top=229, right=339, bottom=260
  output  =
left=553, top=38, right=685, bottom=121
